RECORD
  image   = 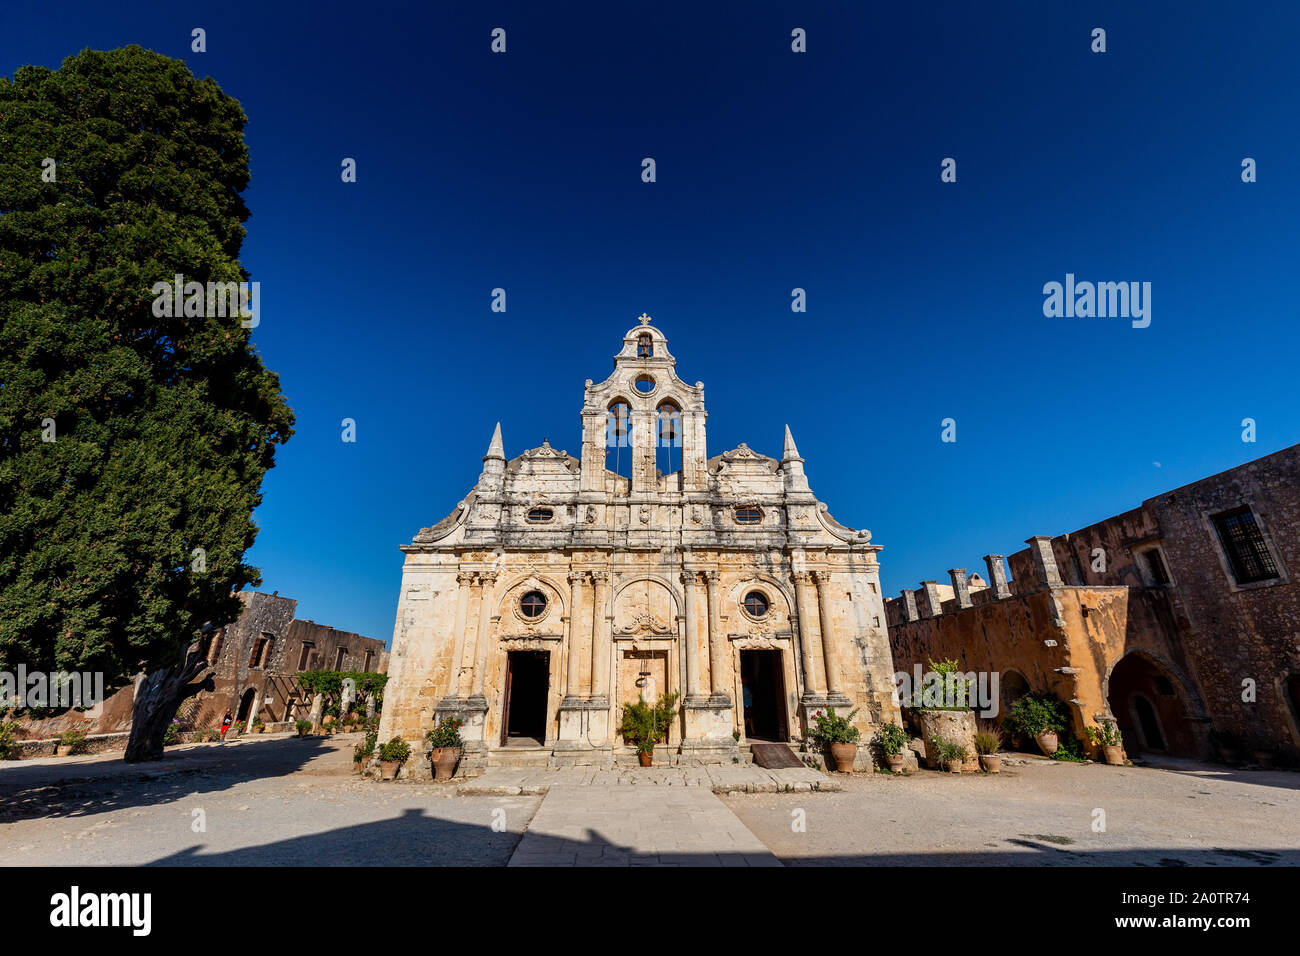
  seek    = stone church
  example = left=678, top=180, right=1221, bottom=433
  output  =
left=378, top=316, right=901, bottom=769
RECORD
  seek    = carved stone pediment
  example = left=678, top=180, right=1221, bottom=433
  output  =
left=614, top=611, right=673, bottom=635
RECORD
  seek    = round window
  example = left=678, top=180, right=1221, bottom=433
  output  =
left=520, top=591, right=548, bottom=618
left=742, top=591, right=769, bottom=618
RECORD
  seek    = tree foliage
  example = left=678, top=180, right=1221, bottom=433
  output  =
left=0, top=46, right=293, bottom=687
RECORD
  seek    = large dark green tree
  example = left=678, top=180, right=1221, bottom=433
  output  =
left=0, top=47, right=293, bottom=760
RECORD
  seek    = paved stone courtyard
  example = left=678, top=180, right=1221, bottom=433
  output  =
left=1, top=735, right=1296, bottom=867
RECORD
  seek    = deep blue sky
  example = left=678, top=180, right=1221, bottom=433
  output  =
left=5, top=1, right=1297, bottom=645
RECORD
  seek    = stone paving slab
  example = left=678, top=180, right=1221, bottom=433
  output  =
left=458, top=764, right=837, bottom=796
left=508, top=784, right=781, bottom=867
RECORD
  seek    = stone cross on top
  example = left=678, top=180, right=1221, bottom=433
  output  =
left=637, top=312, right=652, bottom=326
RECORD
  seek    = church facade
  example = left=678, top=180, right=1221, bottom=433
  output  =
left=377, top=317, right=901, bottom=769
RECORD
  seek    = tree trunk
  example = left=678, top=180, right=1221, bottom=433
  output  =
left=309, top=693, right=324, bottom=733
left=123, top=643, right=214, bottom=762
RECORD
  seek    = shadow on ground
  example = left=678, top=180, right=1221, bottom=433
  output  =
left=0, top=736, right=339, bottom=822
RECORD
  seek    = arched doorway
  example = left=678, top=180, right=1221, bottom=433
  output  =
left=1000, top=670, right=1031, bottom=718
left=1106, top=653, right=1197, bottom=757
left=236, top=687, right=257, bottom=723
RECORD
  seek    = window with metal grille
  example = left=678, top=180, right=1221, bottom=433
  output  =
left=520, top=591, right=547, bottom=618
left=526, top=507, right=553, bottom=522
left=742, top=591, right=769, bottom=618
left=734, top=507, right=762, bottom=524
left=1212, top=507, right=1279, bottom=584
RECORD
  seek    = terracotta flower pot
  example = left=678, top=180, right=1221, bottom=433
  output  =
left=431, top=747, right=462, bottom=781
left=254, top=726, right=264, bottom=734
left=945, top=758, right=962, bottom=774
left=638, top=751, right=653, bottom=767
left=979, top=754, right=1001, bottom=773
left=885, top=753, right=905, bottom=773
left=830, top=742, right=858, bottom=773
left=1102, top=745, right=1124, bottom=766
left=1035, top=731, right=1059, bottom=756
left=352, top=757, right=365, bottom=774
left=379, top=759, right=400, bottom=781
left=56, top=745, right=74, bottom=757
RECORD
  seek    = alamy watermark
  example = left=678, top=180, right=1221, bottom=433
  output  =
left=1042, top=273, right=1150, bottom=329
left=1, top=666, right=105, bottom=710
left=151, top=273, right=260, bottom=328
left=892, top=664, right=1000, bottom=718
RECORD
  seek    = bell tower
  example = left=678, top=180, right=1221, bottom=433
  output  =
left=579, top=314, right=708, bottom=495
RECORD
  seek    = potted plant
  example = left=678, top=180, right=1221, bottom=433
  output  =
left=353, top=731, right=376, bottom=774
left=619, top=692, right=679, bottom=767
left=251, top=717, right=265, bottom=734
left=295, top=719, right=313, bottom=738
left=1005, top=694, right=1067, bottom=756
left=931, top=736, right=966, bottom=774
left=378, top=737, right=411, bottom=781
left=56, top=728, right=86, bottom=757
left=806, top=708, right=862, bottom=772
left=974, top=724, right=1003, bottom=773
left=1085, top=720, right=1125, bottom=765
left=426, top=717, right=465, bottom=781
left=874, top=721, right=910, bottom=773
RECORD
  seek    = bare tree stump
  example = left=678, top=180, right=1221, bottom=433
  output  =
left=123, top=643, right=214, bottom=762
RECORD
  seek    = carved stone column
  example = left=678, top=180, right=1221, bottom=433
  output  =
left=447, top=571, right=473, bottom=699
left=705, top=571, right=729, bottom=703
left=813, top=570, right=843, bottom=697
left=793, top=571, right=822, bottom=697
left=564, top=571, right=585, bottom=701
left=589, top=571, right=610, bottom=702
left=681, top=570, right=704, bottom=700
left=469, top=571, right=497, bottom=699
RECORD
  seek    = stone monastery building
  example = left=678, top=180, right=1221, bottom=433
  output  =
left=378, top=316, right=901, bottom=769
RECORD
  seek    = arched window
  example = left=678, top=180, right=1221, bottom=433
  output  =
left=526, top=507, right=553, bottom=523
left=637, top=334, right=653, bottom=358
left=605, top=401, right=631, bottom=449
left=656, top=403, right=681, bottom=448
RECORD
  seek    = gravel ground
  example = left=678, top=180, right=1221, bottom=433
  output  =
left=720, top=755, right=1300, bottom=866
left=0, top=735, right=537, bottom=866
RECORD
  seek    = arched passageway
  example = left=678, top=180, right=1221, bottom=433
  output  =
left=1107, top=653, right=1198, bottom=757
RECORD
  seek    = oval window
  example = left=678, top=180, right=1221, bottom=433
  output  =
left=734, top=507, right=762, bottom=524
left=526, top=507, right=554, bottom=522
left=520, top=591, right=548, bottom=618
left=634, top=374, right=656, bottom=394
left=743, top=591, right=769, bottom=618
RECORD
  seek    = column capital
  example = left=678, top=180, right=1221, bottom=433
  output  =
left=456, top=571, right=476, bottom=585
left=704, top=569, right=721, bottom=584
left=792, top=570, right=814, bottom=585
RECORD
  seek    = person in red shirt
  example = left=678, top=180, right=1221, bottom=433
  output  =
left=219, top=710, right=234, bottom=742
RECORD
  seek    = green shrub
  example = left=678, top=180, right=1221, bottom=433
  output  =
left=619, top=692, right=679, bottom=755
left=58, top=728, right=87, bottom=752
left=0, top=720, right=19, bottom=759
left=295, top=719, right=313, bottom=737
left=1085, top=719, right=1122, bottom=747
left=873, top=721, right=909, bottom=757
left=1003, top=694, right=1068, bottom=739
left=426, top=717, right=464, bottom=750
left=193, top=728, right=219, bottom=742
left=1050, top=734, right=1087, bottom=762
left=807, top=707, right=861, bottom=746
left=930, top=735, right=968, bottom=764
left=378, top=737, right=411, bottom=762
left=163, top=720, right=180, bottom=746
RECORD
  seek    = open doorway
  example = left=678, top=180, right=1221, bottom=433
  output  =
left=501, top=650, right=549, bottom=747
left=740, top=649, right=787, bottom=741
left=236, top=687, right=257, bottom=723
